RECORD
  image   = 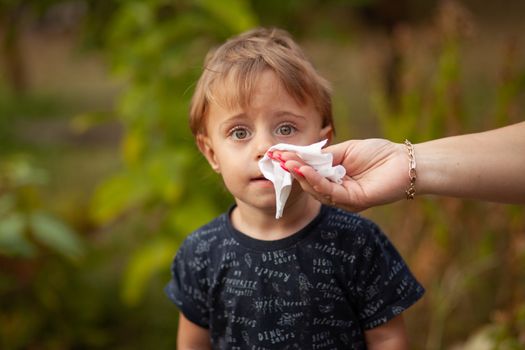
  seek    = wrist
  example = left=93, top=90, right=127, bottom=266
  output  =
left=403, top=140, right=417, bottom=200
left=412, top=140, right=447, bottom=197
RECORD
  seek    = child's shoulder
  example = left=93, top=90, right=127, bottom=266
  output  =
left=319, top=205, right=396, bottom=248
left=322, top=205, right=382, bottom=233
left=177, top=210, right=232, bottom=253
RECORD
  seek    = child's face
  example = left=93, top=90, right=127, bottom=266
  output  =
left=198, top=70, right=332, bottom=213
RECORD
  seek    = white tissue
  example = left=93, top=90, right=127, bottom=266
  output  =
left=258, top=139, right=346, bottom=219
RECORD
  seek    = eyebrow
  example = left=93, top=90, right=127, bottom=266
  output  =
left=218, top=110, right=308, bottom=129
left=218, top=113, right=247, bottom=129
left=274, top=110, right=307, bottom=120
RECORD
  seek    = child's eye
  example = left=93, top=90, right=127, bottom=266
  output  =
left=276, top=124, right=296, bottom=136
left=229, top=127, right=251, bottom=140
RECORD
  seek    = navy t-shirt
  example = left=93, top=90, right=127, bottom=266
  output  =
left=166, top=205, right=424, bottom=349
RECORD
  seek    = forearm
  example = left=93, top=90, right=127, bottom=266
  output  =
left=177, top=345, right=211, bottom=350
left=177, top=313, right=212, bottom=350
left=367, top=337, right=409, bottom=350
left=177, top=335, right=212, bottom=350
left=415, top=122, right=525, bottom=203
left=365, top=315, right=409, bottom=350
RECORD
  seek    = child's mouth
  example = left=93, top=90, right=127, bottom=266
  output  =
left=251, top=176, right=272, bottom=185
left=252, top=176, right=269, bottom=182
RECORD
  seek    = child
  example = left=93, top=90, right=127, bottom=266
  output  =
left=165, top=27, right=424, bottom=349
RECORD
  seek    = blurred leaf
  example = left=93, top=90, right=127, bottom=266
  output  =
left=168, top=195, right=220, bottom=236
left=121, top=238, right=177, bottom=306
left=89, top=170, right=149, bottom=224
left=196, top=0, right=257, bottom=33
left=90, top=150, right=189, bottom=224
left=0, top=213, right=34, bottom=257
left=30, top=212, right=83, bottom=260
left=146, top=150, right=189, bottom=203
left=122, top=129, right=145, bottom=165
left=1, top=156, right=48, bottom=187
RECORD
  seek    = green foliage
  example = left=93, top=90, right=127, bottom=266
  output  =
left=30, top=211, right=83, bottom=260
left=121, top=237, right=176, bottom=305
left=371, top=28, right=464, bottom=142
left=250, top=0, right=373, bottom=39
left=0, top=210, right=32, bottom=256
left=0, top=156, right=84, bottom=260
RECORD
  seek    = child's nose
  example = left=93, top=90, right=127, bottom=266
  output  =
left=255, top=135, right=275, bottom=160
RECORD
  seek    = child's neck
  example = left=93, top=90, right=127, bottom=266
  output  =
left=231, top=195, right=322, bottom=241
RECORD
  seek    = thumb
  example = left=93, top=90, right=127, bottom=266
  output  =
left=322, top=141, right=352, bottom=165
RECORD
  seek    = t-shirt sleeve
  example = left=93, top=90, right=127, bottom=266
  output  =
left=352, top=220, right=425, bottom=330
left=165, top=240, right=210, bottom=328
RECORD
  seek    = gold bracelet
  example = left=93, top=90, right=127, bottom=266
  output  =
left=404, top=139, right=417, bottom=200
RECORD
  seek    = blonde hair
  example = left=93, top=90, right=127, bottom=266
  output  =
left=189, top=27, right=333, bottom=136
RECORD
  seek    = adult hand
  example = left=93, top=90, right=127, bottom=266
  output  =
left=277, top=139, right=410, bottom=212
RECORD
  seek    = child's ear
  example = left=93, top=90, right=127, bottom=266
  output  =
left=196, top=134, right=221, bottom=173
left=319, top=125, right=333, bottom=145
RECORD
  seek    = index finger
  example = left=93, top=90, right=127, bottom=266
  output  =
left=274, top=150, right=305, bottom=164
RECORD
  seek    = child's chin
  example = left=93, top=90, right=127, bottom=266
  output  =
left=251, top=201, right=277, bottom=213
left=235, top=195, right=275, bottom=208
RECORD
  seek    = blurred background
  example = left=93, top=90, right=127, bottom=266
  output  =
left=0, top=0, right=524, bottom=348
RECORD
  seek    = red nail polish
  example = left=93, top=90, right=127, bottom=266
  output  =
left=280, top=162, right=290, bottom=172
left=293, top=167, right=305, bottom=177
left=267, top=150, right=274, bottom=159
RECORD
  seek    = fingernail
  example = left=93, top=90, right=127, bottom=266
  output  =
left=293, top=167, right=305, bottom=177
left=280, top=162, right=290, bottom=172
left=267, top=150, right=274, bottom=159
